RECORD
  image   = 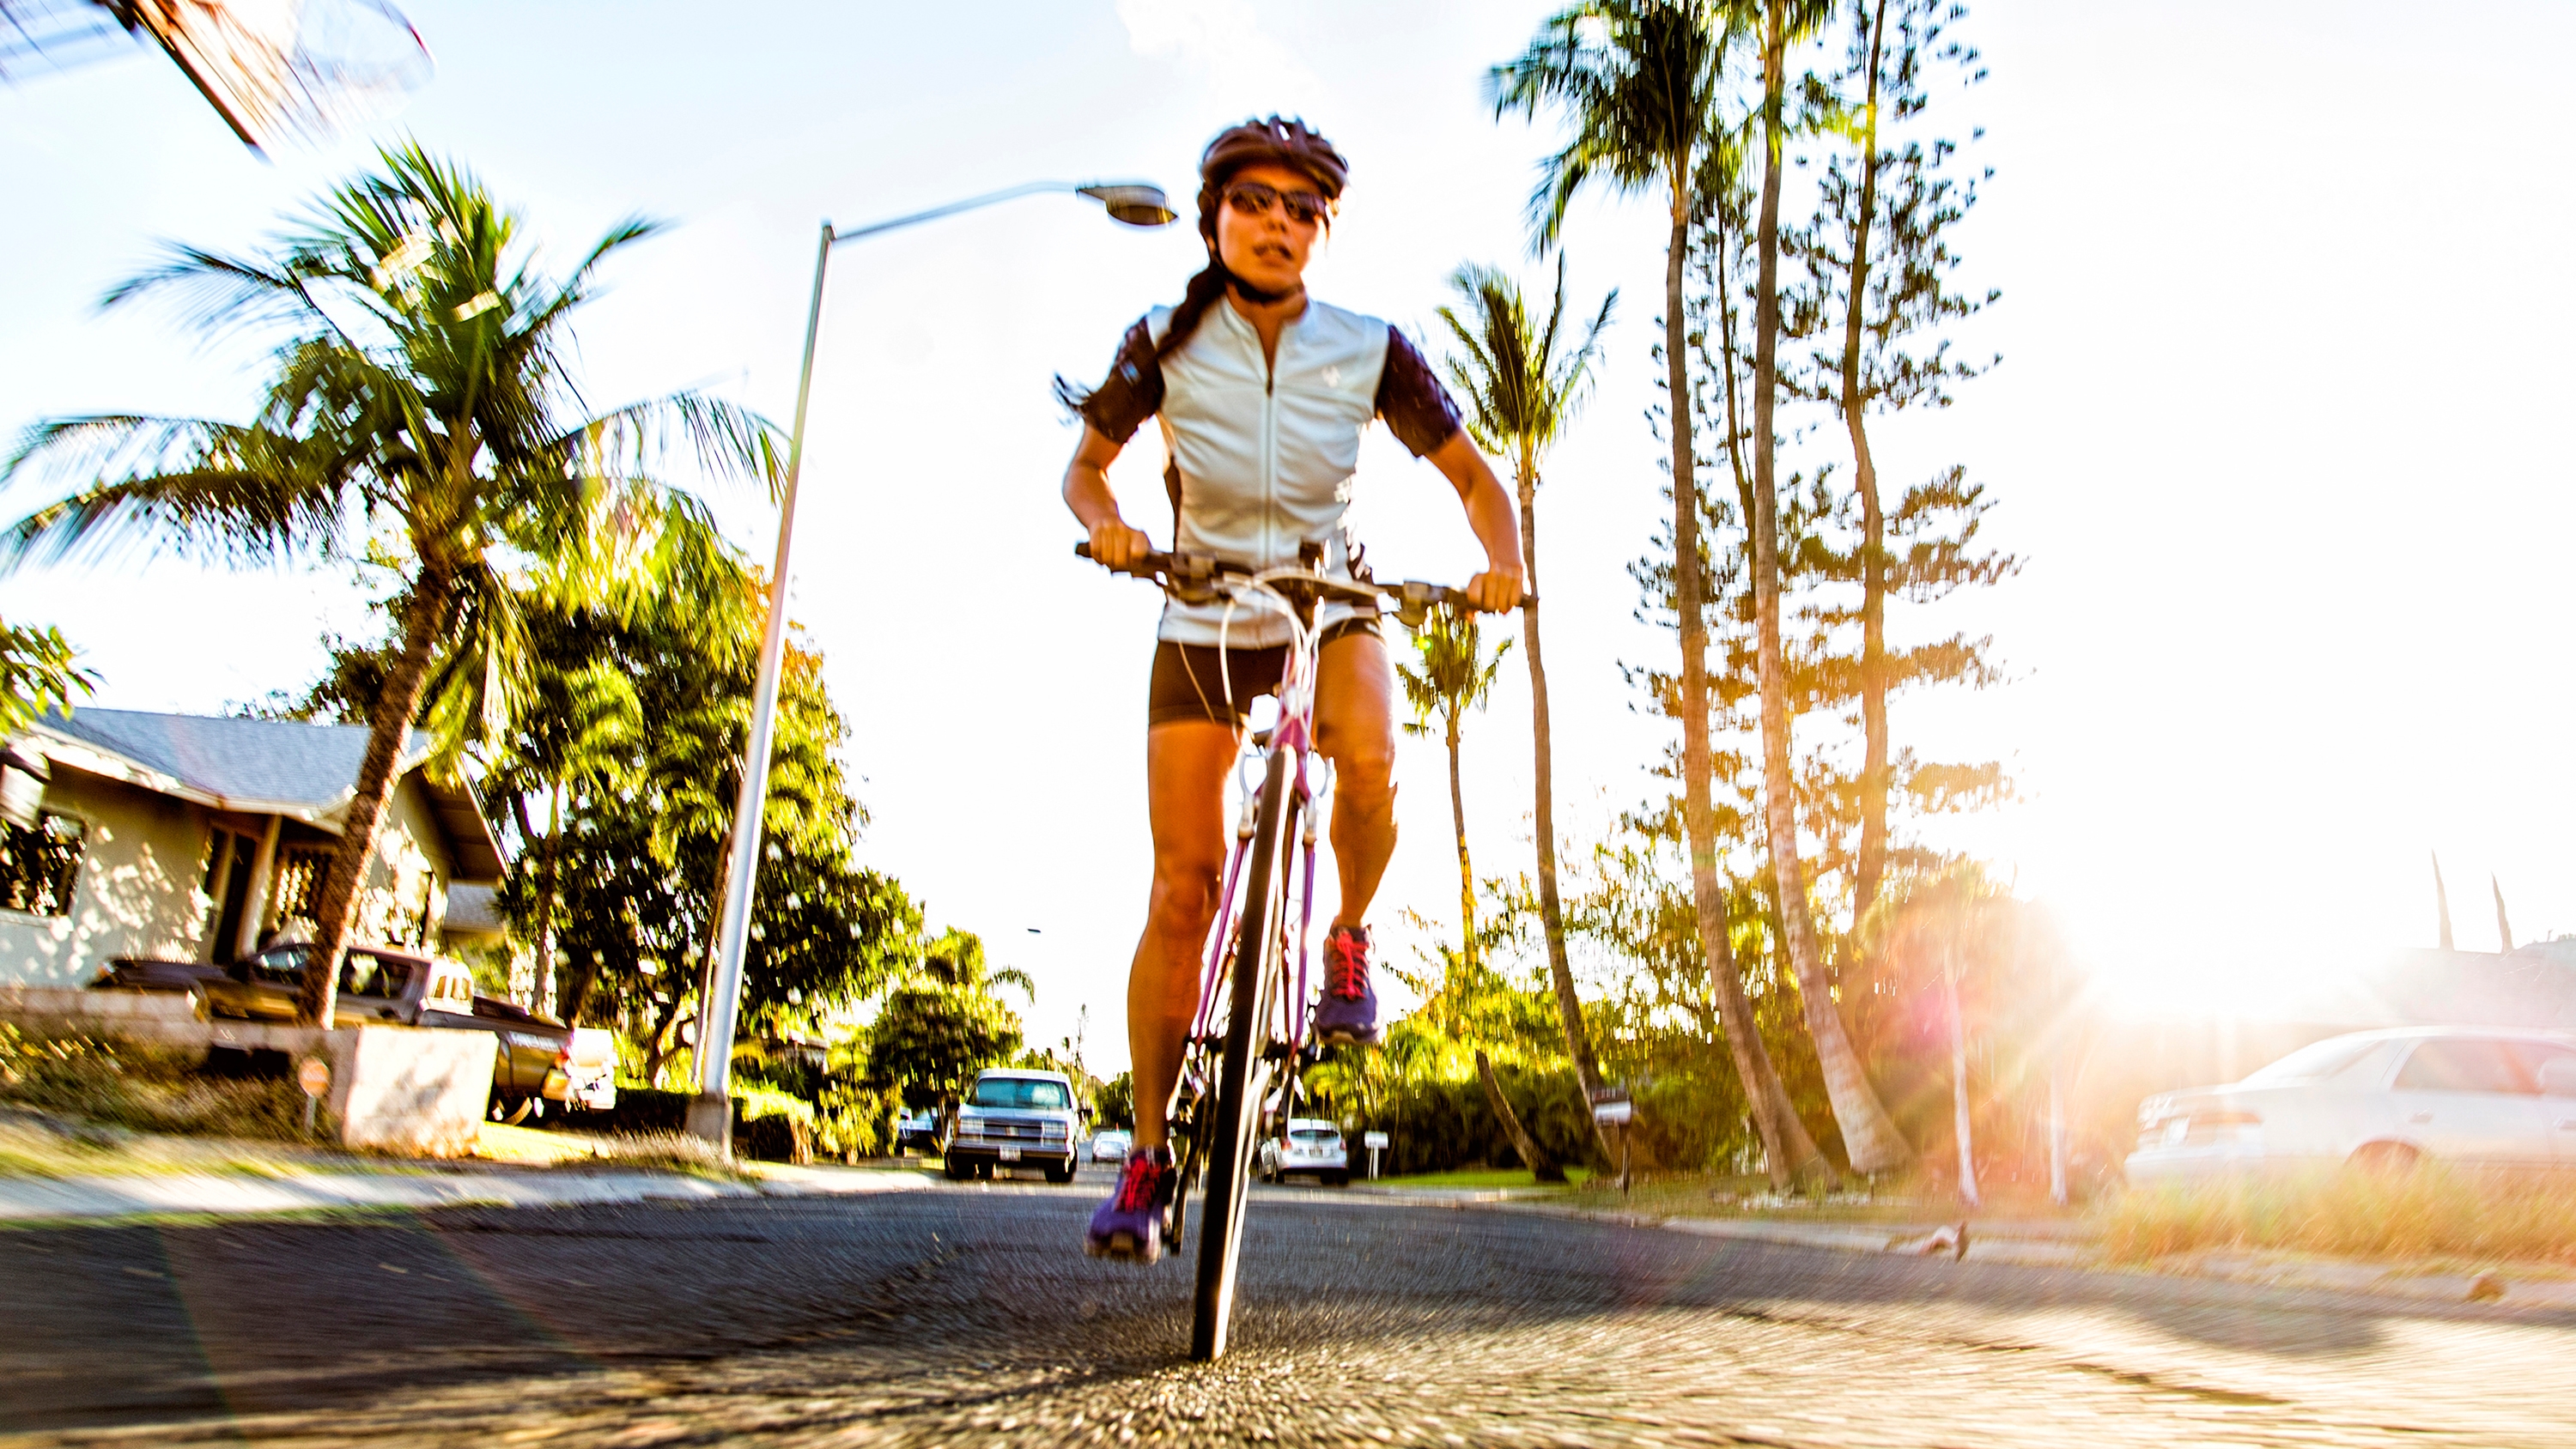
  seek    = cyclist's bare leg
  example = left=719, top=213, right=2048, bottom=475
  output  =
left=1128, top=718, right=1242, bottom=1152
left=1313, top=630, right=1397, bottom=928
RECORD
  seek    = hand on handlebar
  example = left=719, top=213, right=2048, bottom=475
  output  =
left=1461, top=565, right=1527, bottom=614
left=1087, top=518, right=1155, bottom=573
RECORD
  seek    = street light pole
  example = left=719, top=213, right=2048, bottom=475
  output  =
left=687, top=180, right=1174, bottom=1149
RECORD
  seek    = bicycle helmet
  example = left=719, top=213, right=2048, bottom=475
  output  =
left=1195, top=116, right=1349, bottom=240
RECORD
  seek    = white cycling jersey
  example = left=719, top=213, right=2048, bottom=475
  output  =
left=1081, top=294, right=1462, bottom=650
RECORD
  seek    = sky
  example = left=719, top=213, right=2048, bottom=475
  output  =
left=3, top=0, right=2572, bottom=1070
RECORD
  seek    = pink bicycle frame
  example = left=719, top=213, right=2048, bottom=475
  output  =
left=1183, top=600, right=1328, bottom=1070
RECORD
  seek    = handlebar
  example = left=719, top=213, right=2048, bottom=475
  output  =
left=1075, top=542, right=1530, bottom=615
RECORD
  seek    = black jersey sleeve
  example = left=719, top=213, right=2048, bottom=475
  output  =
left=1076, top=318, right=1163, bottom=445
left=1376, top=326, right=1465, bottom=458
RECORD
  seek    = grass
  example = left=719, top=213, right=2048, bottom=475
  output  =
left=472, top=1120, right=745, bottom=1178
left=0, top=1026, right=313, bottom=1145
left=1377, top=1167, right=1593, bottom=1190
left=0, top=1027, right=749, bottom=1184
left=2096, top=1167, right=2576, bottom=1268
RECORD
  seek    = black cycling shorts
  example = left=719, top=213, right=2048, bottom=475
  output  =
left=1146, top=619, right=1382, bottom=728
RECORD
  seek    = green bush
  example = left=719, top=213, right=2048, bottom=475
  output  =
left=1353, top=1064, right=1602, bottom=1177
left=0, top=1026, right=314, bottom=1142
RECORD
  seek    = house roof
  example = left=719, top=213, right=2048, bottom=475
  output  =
left=441, top=882, right=507, bottom=940
left=27, top=709, right=507, bottom=882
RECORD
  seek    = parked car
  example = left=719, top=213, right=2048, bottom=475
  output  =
left=89, top=957, right=229, bottom=996
left=1258, top=1118, right=1349, bottom=1185
left=204, top=942, right=575, bottom=1119
left=562, top=1027, right=617, bottom=1112
left=1090, top=1128, right=1132, bottom=1163
left=945, top=1069, right=1079, bottom=1183
left=2125, top=1027, right=2576, bottom=1183
left=894, top=1107, right=944, bottom=1155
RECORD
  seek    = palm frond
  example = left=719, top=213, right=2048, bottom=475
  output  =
left=569, top=391, right=787, bottom=500
left=0, top=415, right=352, bottom=573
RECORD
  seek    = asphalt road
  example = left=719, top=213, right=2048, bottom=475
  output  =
left=4, top=1179, right=2573, bottom=1447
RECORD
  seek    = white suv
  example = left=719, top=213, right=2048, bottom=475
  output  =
left=2126, top=1027, right=2576, bottom=1182
left=945, top=1069, right=1081, bottom=1184
left=1259, top=1118, right=1350, bottom=1185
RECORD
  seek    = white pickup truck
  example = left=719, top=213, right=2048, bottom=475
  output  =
left=944, top=1068, right=1080, bottom=1183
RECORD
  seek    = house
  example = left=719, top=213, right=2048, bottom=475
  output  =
left=0, top=708, right=507, bottom=986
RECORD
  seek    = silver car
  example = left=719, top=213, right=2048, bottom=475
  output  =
left=1258, top=1118, right=1349, bottom=1185
left=2126, top=1027, right=2576, bottom=1181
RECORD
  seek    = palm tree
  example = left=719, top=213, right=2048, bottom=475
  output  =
left=1492, top=0, right=1827, bottom=1187
left=0, top=144, right=781, bottom=1028
left=1743, top=0, right=1914, bottom=1175
left=1436, top=257, right=1615, bottom=1163
left=1395, top=605, right=1511, bottom=975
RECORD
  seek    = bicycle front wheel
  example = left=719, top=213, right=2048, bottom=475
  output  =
left=1190, top=747, right=1297, bottom=1362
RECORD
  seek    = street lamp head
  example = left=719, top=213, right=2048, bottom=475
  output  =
left=1078, top=183, right=1177, bottom=227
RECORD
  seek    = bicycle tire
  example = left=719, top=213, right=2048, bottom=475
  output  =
left=1190, top=747, right=1297, bottom=1361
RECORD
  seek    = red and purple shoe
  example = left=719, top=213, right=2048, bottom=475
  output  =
left=1084, top=1144, right=1176, bottom=1262
left=1314, top=923, right=1381, bottom=1046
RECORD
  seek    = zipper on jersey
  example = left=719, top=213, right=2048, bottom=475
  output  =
left=1261, top=333, right=1279, bottom=569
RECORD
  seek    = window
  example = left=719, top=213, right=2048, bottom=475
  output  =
left=0, top=812, right=84, bottom=917
left=972, top=1077, right=1069, bottom=1110
left=2393, top=1039, right=2536, bottom=1095
left=246, top=944, right=309, bottom=986
left=271, top=847, right=331, bottom=924
left=2243, top=1036, right=2382, bottom=1085
left=342, top=952, right=416, bottom=999
left=2511, top=1043, right=2576, bottom=1097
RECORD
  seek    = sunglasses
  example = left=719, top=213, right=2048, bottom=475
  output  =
left=1224, top=180, right=1329, bottom=226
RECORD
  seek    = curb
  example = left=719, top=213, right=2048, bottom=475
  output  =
left=0, top=1161, right=934, bottom=1223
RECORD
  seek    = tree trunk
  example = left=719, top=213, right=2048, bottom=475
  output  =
left=530, top=779, right=563, bottom=1017
left=641, top=983, right=689, bottom=1086
left=1844, top=0, right=1894, bottom=930
left=1945, top=943, right=1979, bottom=1208
left=1511, top=446, right=1618, bottom=1167
left=560, top=943, right=601, bottom=1028
left=1667, top=171, right=1823, bottom=1191
left=1753, top=5, right=1914, bottom=1176
left=300, top=570, right=454, bottom=1026
left=1477, top=1048, right=1563, bottom=1182
left=1446, top=715, right=1474, bottom=968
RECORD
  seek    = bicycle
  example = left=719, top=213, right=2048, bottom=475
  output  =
left=1078, top=540, right=1518, bottom=1361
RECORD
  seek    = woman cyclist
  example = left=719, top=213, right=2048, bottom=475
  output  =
left=1062, top=117, right=1524, bottom=1261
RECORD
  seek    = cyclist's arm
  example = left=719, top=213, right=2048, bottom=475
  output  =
left=1062, top=317, right=1162, bottom=572
left=1379, top=329, right=1523, bottom=612
left=1062, top=425, right=1154, bottom=571
left=1424, top=433, right=1526, bottom=613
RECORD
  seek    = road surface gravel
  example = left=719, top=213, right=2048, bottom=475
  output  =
left=3, top=1179, right=2571, bottom=1446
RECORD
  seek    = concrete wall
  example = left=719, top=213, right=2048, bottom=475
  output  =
left=0, top=769, right=214, bottom=987
left=326, top=1025, right=495, bottom=1156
